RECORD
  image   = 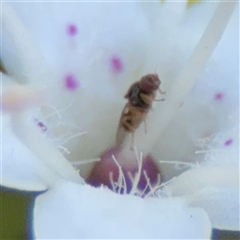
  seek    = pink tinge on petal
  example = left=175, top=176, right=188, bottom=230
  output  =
left=224, top=138, right=233, bottom=146
left=1, top=86, right=43, bottom=112
left=66, top=24, right=78, bottom=36
left=110, top=55, right=124, bottom=74
left=214, top=92, right=224, bottom=101
left=64, top=74, right=79, bottom=91
left=87, top=146, right=161, bottom=196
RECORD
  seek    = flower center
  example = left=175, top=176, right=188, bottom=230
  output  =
left=87, top=146, right=161, bottom=197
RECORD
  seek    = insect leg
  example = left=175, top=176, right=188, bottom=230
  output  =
left=158, top=88, right=166, bottom=95
left=154, top=98, right=165, bottom=102
left=131, top=131, right=135, bottom=151
left=140, top=93, right=154, bottom=104
left=144, top=118, right=147, bottom=134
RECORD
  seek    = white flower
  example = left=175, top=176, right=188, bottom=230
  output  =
left=1, top=1, right=239, bottom=238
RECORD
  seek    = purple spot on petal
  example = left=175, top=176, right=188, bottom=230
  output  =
left=34, top=119, right=47, bottom=132
left=64, top=74, right=79, bottom=91
left=66, top=24, right=78, bottom=36
left=110, top=55, right=123, bottom=74
left=224, top=138, right=233, bottom=146
left=214, top=92, right=224, bottom=101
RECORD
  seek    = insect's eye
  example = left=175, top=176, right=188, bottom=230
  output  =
left=149, top=77, right=156, bottom=85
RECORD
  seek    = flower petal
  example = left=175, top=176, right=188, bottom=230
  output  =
left=2, top=114, right=48, bottom=191
left=165, top=166, right=239, bottom=230
left=2, top=2, right=52, bottom=86
left=1, top=75, right=49, bottom=191
left=34, top=181, right=211, bottom=239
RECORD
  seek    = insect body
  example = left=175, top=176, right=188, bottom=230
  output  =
left=116, top=73, right=165, bottom=147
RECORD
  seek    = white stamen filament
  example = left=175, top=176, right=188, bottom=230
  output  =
left=142, top=171, right=154, bottom=196
left=59, top=131, right=87, bottom=146
left=130, top=147, right=143, bottom=195
left=195, top=149, right=223, bottom=154
left=109, top=172, right=117, bottom=193
left=112, top=155, right=127, bottom=194
left=58, top=146, right=71, bottom=154
left=143, top=175, right=163, bottom=199
left=154, top=177, right=177, bottom=198
left=71, top=158, right=101, bottom=165
left=44, top=103, right=73, bottom=120
left=159, top=160, right=196, bottom=167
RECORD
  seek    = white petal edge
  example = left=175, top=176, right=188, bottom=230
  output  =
left=34, top=180, right=211, bottom=239
left=1, top=114, right=48, bottom=191
left=165, top=166, right=239, bottom=230
left=1, top=75, right=49, bottom=190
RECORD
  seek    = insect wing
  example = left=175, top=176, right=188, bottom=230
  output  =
left=125, top=82, right=140, bottom=106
